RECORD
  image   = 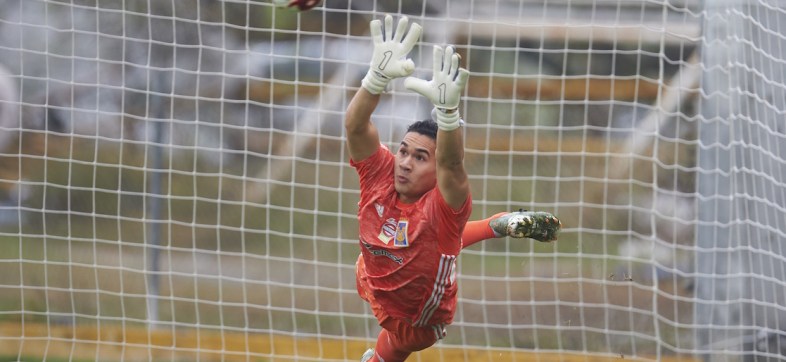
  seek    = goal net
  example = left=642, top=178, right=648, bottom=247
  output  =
left=0, top=0, right=783, bottom=361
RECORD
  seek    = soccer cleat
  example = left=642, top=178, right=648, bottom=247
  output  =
left=360, top=348, right=375, bottom=362
left=489, top=209, right=561, bottom=242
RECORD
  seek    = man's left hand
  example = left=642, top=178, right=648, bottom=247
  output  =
left=404, top=45, right=469, bottom=130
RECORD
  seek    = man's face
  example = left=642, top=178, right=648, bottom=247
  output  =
left=394, top=132, right=437, bottom=204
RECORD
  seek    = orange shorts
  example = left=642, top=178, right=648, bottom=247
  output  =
left=355, top=254, right=445, bottom=352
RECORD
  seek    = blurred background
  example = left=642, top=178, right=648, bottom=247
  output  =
left=0, top=0, right=783, bottom=361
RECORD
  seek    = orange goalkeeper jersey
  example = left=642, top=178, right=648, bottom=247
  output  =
left=350, top=144, right=472, bottom=327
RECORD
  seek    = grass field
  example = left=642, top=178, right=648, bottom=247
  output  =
left=0, top=129, right=698, bottom=360
left=0, top=322, right=699, bottom=362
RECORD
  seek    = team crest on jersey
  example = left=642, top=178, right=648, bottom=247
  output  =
left=374, top=202, right=384, bottom=217
left=394, top=218, right=409, bottom=247
left=378, top=218, right=396, bottom=244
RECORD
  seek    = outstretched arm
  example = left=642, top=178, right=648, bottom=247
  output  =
left=405, top=46, right=470, bottom=209
left=345, top=88, right=382, bottom=162
left=435, top=121, right=469, bottom=210
left=345, top=15, right=422, bottom=163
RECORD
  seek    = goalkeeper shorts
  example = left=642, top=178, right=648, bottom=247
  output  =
left=355, top=254, right=446, bottom=351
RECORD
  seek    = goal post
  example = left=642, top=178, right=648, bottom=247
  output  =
left=0, top=0, right=784, bottom=361
left=695, top=1, right=786, bottom=359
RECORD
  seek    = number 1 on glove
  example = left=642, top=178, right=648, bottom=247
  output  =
left=405, top=45, right=469, bottom=131
left=361, top=15, right=422, bottom=94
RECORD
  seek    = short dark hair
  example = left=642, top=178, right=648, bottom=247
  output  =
left=406, top=119, right=438, bottom=140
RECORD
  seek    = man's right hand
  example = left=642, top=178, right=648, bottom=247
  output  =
left=361, top=15, right=422, bottom=95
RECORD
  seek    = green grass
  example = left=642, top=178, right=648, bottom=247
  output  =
left=0, top=132, right=696, bottom=357
left=0, top=356, right=93, bottom=362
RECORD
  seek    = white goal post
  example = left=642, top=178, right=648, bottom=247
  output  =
left=0, top=0, right=784, bottom=361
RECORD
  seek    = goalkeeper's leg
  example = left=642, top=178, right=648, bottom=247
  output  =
left=361, top=330, right=412, bottom=362
left=361, top=321, right=440, bottom=362
left=462, top=210, right=561, bottom=249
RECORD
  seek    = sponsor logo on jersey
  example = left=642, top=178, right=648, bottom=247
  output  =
left=378, top=218, right=396, bottom=244
left=361, top=239, right=404, bottom=264
left=394, top=218, right=409, bottom=247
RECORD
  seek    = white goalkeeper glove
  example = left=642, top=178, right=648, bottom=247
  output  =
left=361, top=15, right=422, bottom=95
left=404, top=45, right=470, bottom=131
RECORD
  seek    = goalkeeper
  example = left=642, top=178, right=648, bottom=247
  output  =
left=346, top=14, right=560, bottom=362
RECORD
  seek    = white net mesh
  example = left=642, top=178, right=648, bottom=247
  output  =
left=0, top=0, right=783, bottom=360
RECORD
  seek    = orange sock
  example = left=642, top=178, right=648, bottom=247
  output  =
left=372, top=329, right=411, bottom=362
left=461, top=212, right=506, bottom=249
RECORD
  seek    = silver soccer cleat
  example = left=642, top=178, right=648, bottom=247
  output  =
left=360, top=348, right=375, bottom=362
left=489, top=209, right=561, bottom=242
